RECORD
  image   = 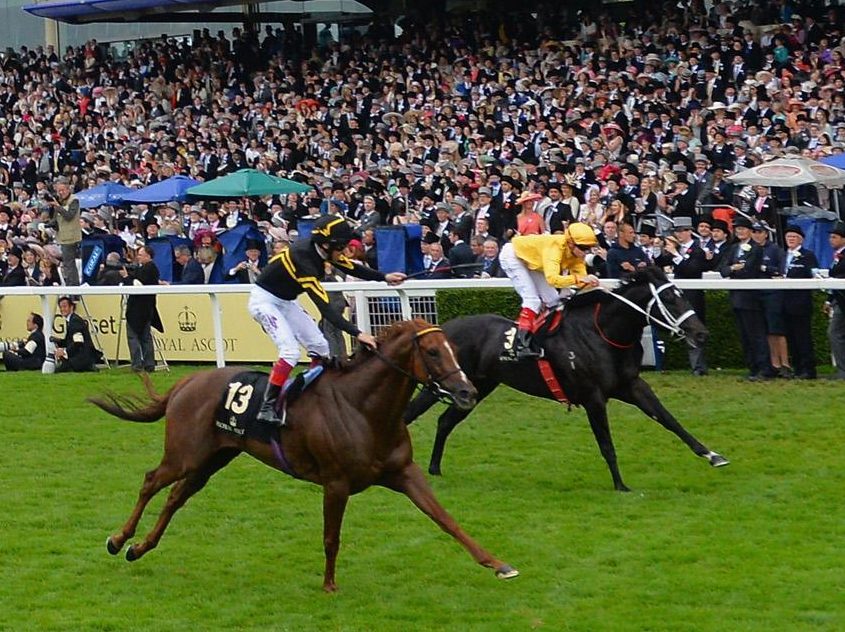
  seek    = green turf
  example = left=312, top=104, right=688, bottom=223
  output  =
left=1, top=367, right=843, bottom=631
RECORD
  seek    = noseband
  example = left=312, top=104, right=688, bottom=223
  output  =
left=371, top=326, right=464, bottom=403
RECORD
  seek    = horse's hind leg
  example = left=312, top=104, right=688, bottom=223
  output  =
left=429, top=381, right=496, bottom=476
left=582, top=398, right=630, bottom=492
left=618, top=377, right=729, bottom=467
left=383, top=463, right=518, bottom=580
left=125, top=448, right=240, bottom=562
left=107, top=460, right=184, bottom=556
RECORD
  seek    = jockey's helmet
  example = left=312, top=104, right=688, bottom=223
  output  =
left=566, top=222, right=598, bottom=248
left=312, top=215, right=354, bottom=251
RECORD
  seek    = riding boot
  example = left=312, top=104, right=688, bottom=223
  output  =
left=514, top=307, right=540, bottom=360
left=256, top=380, right=285, bottom=427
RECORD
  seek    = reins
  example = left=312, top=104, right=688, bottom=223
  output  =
left=599, top=280, right=696, bottom=342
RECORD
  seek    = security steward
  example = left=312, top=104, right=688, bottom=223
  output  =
left=52, top=296, right=99, bottom=372
left=248, top=215, right=406, bottom=426
left=782, top=225, right=819, bottom=379
left=499, top=222, right=601, bottom=360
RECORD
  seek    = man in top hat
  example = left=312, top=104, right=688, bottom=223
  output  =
left=781, top=225, right=819, bottom=379
left=720, top=216, right=775, bottom=380
left=226, top=239, right=265, bottom=284
left=1, top=246, right=27, bottom=286
left=671, top=176, right=698, bottom=220
left=475, top=187, right=504, bottom=241
left=825, top=221, right=845, bottom=380
left=705, top=219, right=733, bottom=270
left=656, top=216, right=709, bottom=375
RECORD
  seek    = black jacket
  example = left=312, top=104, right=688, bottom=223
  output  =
left=447, top=241, right=475, bottom=277
left=54, top=313, right=98, bottom=372
left=829, top=248, right=845, bottom=310
left=783, top=246, right=819, bottom=315
left=123, top=261, right=164, bottom=334
left=1, top=264, right=27, bottom=286
left=719, top=240, right=764, bottom=310
left=424, top=259, right=452, bottom=279
left=256, top=239, right=385, bottom=337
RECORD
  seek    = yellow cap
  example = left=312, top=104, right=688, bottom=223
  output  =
left=567, top=222, right=598, bottom=246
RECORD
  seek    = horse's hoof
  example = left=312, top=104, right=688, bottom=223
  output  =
left=125, top=546, right=140, bottom=562
left=615, top=484, right=632, bottom=492
left=323, top=583, right=338, bottom=593
left=709, top=453, right=730, bottom=468
left=495, top=565, right=519, bottom=579
left=428, top=467, right=442, bottom=477
left=106, top=537, right=121, bottom=556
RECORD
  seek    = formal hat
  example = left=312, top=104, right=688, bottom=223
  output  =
left=733, top=216, right=753, bottom=229
left=696, top=215, right=713, bottom=228
left=423, top=232, right=441, bottom=244
left=8, top=245, right=23, bottom=259
left=784, top=224, right=804, bottom=238
left=638, top=222, right=656, bottom=237
left=673, top=217, right=694, bottom=230
left=245, top=239, right=264, bottom=251
left=830, top=221, right=845, bottom=237
left=478, top=186, right=492, bottom=196
left=516, top=191, right=543, bottom=205
left=711, top=219, right=730, bottom=233
left=751, top=221, right=769, bottom=232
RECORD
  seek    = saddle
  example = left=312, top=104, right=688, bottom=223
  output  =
left=214, top=366, right=324, bottom=443
left=499, top=306, right=565, bottom=362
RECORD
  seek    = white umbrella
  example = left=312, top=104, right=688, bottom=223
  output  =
left=727, top=157, right=845, bottom=187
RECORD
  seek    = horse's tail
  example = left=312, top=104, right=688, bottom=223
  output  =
left=88, top=373, right=184, bottom=423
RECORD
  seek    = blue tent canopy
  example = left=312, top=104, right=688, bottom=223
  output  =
left=77, top=182, right=132, bottom=209
left=217, top=224, right=268, bottom=282
left=22, top=0, right=238, bottom=23
left=121, top=175, right=200, bottom=204
left=820, top=154, right=845, bottom=170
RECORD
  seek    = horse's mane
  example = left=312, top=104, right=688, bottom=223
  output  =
left=333, top=319, right=426, bottom=373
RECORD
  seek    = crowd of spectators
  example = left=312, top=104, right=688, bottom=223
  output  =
left=0, top=1, right=843, bottom=287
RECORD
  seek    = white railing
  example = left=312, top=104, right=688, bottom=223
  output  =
left=2, top=277, right=845, bottom=367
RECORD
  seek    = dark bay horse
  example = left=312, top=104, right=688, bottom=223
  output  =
left=404, top=267, right=729, bottom=491
left=89, top=319, right=519, bottom=592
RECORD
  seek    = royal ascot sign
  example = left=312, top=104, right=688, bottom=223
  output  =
left=0, top=294, right=324, bottom=363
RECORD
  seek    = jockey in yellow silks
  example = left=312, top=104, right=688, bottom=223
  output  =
left=499, top=222, right=601, bottom=360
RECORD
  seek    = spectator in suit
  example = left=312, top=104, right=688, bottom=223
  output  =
left=751, top=221, right=789, bottom=377
left=476, top=239, right=505, bottom=278
left=782, top=225, right=819, bottom=380
left=1, top=246, right=27, bottom=286
left=51, top=296, right=99, bottom=373
left=424, top=242, right=452, bottom=279
left=704, top=219, right=733, bottom=271
left=825, top=221, right=845, bottom=380
left=225, top=240, right=263, bottom=283
left=173, top=245, right=205, bottom=284
left=120, top=245, right=164, bottom=373
left=719, top=216, right=775, bottom=381
left=750, top=186, right=780, bottom=235
left=447, top=226, right=475, bottom=277
left=656, top=216, right=709, bottom=375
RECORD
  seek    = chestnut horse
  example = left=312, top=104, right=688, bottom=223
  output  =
left=89, top=319, right=518, bottom=591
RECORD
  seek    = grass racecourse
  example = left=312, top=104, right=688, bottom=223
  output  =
left=1, top=366, right=844, bottom=631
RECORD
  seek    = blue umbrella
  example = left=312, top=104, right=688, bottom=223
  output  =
left=121, top=175, right=201, bottom=204
left=820, top=154, right=845, bottom=170
left=76, top=182, right=132, bottom=209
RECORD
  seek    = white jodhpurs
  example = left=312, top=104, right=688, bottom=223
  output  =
left=499, top=242, right=562, bottom=313
left=248, top=285, right=330, bottom=365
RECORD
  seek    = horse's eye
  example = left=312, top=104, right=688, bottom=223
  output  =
left=427, top=348, right=439, bottom=357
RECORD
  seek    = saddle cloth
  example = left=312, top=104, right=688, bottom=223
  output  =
left=214, top=366, right=323, bottom=443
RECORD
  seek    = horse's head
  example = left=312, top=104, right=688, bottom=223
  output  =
left=406, top=320, right=478, bottom=410
left=621, top=267, right=709, bottom=348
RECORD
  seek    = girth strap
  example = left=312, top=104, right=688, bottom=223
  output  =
left=537, top=358, right=569, bottom=404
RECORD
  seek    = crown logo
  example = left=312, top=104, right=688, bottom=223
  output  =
left=178, top=306, right=197, bottom=332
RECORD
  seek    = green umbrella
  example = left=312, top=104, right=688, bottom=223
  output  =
left=186, top=169, right=312, bottom=198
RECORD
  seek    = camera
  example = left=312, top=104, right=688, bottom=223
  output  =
left=0, top=340, right=21, bottom=353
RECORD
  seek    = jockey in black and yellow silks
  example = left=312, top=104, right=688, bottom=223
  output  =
left=249, top=215, right=405, bottom=426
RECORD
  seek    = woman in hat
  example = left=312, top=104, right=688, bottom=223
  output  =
left=515, top=191, right=544, bottom=236
left=499, top=223, right=601, bottom=360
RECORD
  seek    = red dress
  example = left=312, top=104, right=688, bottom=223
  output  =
left=517, top=212, right=543, bottom=235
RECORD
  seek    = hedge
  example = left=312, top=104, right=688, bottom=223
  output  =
left=436, top=288, right=832, bottom=370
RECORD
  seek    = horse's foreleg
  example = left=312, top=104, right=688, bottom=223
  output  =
left=107, top=461, right=184, bottom=556
left=321, top=481, right=350, bottom=593
left=402, top=389, right=439, bottom=425
left=582, top=399, right=630, bottom=492
left=383, top=463, right=518, bottom=580
left=125, top=449, right=239, bottom=562
left=429, top=381, right=495, bottom=476
left=619, top=377, right=729, bottom=467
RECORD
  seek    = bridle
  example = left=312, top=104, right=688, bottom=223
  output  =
left=370, top=325, right=464, bottom=403
left=603, top=280, right=697, bottom=340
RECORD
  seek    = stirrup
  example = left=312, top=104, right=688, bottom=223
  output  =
left=256, top=401, right=285, bottom=427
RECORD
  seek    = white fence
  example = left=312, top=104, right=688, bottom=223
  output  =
left=2, top=277, right=845, bottom=367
